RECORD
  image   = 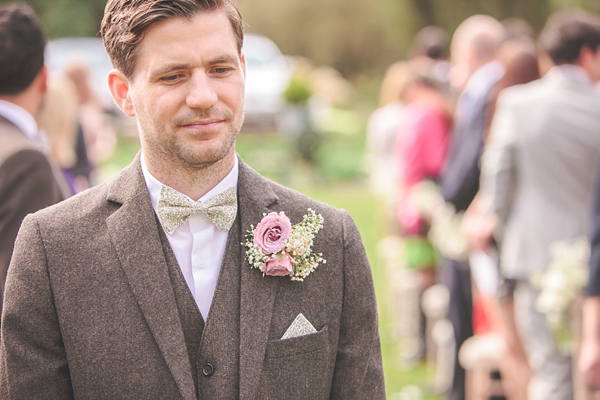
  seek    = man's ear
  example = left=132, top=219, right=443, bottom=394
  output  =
left=38, top=65, right=48, bottom=94
left=578, top=45, right=598, bottom=70
left=579, top=45, right=591, bottom=63
left=240, top=51, right=246, bottom=80
left=108, top=69, right=135, bottom=117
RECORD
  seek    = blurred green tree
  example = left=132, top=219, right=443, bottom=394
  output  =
left=3, top=0, right=599, bottom=77
left=238, top=0, right=598, bottom=76
left=0, top=0, right=106, bottom=38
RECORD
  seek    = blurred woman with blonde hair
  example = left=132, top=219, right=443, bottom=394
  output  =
left=37, top=77, right=80, bottom=194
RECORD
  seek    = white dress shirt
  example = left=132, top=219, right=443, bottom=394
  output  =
left=141, top=154, right=239, bottom=320
left=0, top=99, right=47, bottom=147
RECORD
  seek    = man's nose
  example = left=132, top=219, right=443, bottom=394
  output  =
left=186, top=72, right=218, bottom=109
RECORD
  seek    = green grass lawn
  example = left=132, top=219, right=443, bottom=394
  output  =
left=99, top=129, right=442, bottom=399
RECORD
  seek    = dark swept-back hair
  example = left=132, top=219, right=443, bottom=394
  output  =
left=539, top=9, right=600, bottom=65
left=101, top=0, right=244, bottom=79
left=0, top=3, right=46, bottom=96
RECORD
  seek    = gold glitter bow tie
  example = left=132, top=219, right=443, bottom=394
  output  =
left=157, top=185, right=237, bottom=234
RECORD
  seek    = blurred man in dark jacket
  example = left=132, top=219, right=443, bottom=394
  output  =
left=0, top=3, right=67, bottom=312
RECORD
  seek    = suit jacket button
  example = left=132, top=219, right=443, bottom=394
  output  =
left=202, top=363, right=215, bottom=377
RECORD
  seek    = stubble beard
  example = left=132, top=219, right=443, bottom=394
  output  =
left=168, top=105, right=244, bottom=171
left=140, top=103, right=245, bottom=183
left=173, top=127, right=237, bottom=171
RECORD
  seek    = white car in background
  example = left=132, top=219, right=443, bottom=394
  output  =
left=242, top=33, right=292, bottom=131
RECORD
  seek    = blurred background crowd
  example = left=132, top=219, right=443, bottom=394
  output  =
left=3, top=0, right=600, bottom=399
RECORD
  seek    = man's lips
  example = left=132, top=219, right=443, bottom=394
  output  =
left=177, top=120, right=226, bottom=134
left=180, top=119, right=224, bottom=127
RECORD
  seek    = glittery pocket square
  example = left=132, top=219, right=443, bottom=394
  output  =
left=281, top=313, right=317, bottom=340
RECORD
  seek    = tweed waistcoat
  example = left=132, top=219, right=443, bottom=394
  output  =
left=159, top=225, right=205, bottom=395
left=158, top=213, right=242, bottom=399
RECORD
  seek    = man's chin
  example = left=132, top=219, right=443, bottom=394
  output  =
left=177, top=146, right=234, bottom=170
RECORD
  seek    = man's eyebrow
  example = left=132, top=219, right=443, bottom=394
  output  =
left=149, top=54, right=240, bottom=78
left=149, top=63, right=189, bottom=78
left=208, top=54, right=240, bottom=65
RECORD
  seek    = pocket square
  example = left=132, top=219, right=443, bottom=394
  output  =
left=281, top=313, right=317, bottom=340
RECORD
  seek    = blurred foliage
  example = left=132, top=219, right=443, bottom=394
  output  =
left=238, top=0, right=599, bottom=77
left=3, top=0, right=599, bottom=78
left=283, top=76, right=312, bottom=105
left=0, top=0, right=107, bottom=38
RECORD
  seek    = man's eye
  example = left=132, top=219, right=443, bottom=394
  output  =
left=213, top=67, right=230, bottom=74
left=161, top=74, right=183, bottom=82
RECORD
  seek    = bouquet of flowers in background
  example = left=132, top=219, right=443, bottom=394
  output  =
left=244, top=209, right=326, bottom=281
left=405, top=180, right=446, bottom=219
left=405, top=180, right=469, bottom=261
left=428, top=204, right=469, bottom=262
left=533, top=236, right=590, bottom=354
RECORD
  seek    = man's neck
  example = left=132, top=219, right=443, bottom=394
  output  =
left=144, top=150, right=236, bottom=201
left=0, top=82, right=43, bottom=119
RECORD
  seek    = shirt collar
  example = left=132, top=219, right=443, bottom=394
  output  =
left=0, top=99, right=40, bottom=141
left=548, top=64, right=593, bottom=85
left=141, top=152, right=239, bottom=212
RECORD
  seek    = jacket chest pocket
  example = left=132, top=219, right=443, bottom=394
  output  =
left=255, top=325, right=333, bottom=399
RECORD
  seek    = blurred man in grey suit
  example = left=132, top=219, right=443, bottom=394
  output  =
left=0, top=3, right=67, bottom=313
left=0, top=0, right=384, bottom=398
left=480, top=9, right=600, bottom=400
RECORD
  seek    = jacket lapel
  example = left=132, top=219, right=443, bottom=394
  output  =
left=105, top=153, right=196, bottom=400
left=237, top=159, right=281, bottom=400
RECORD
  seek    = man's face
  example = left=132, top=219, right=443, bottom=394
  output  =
left=112, top=11, right=246, bottom=173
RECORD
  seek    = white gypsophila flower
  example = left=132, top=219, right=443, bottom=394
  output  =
left=428, top=204, right=469, bottom=261
left=534, top=236, right=590, bottom=354
left=408, top=180, right=446, bottom=220
left=537, top=286, right=572, bottom=315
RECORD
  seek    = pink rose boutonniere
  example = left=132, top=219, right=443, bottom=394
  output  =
left=243, top=209, right=326, bottom=281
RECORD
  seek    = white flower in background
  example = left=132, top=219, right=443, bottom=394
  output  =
left=406, top=180, right=446, bottom=220
left=428, top=204, right=469, bottom=262
left=404, top=180, right=470, bottom=262
left=533, top=236, right=590, bottom=353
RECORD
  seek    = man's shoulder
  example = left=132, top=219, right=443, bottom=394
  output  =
left=250, top=176, right=366, bottom=263
left=0, top=124, right=42, bottom=162
left=0, top=145, right=49, bottom=173
left=262, top=177, right=348, bottom=223
left=0, top=129, right=57, bottom=194
left=240, top=162, right=351, bottom=235
left=31, top=178, right=113, bottom=227
left=497, top=78, right=548, bottom=106
left=500, top=74, right=600, bottom=112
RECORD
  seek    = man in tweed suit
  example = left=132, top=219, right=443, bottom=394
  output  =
left=0, top=3, right=67, bottom=314
left=0, top=0, right=385, bottom=398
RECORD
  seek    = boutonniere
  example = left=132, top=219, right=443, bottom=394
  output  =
left=243, top=209, right=326, bottom=281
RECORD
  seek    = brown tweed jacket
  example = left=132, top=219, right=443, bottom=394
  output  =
left=0, top=153, right=384, bottom=399
left=0, top=116, right=66, bottom=315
